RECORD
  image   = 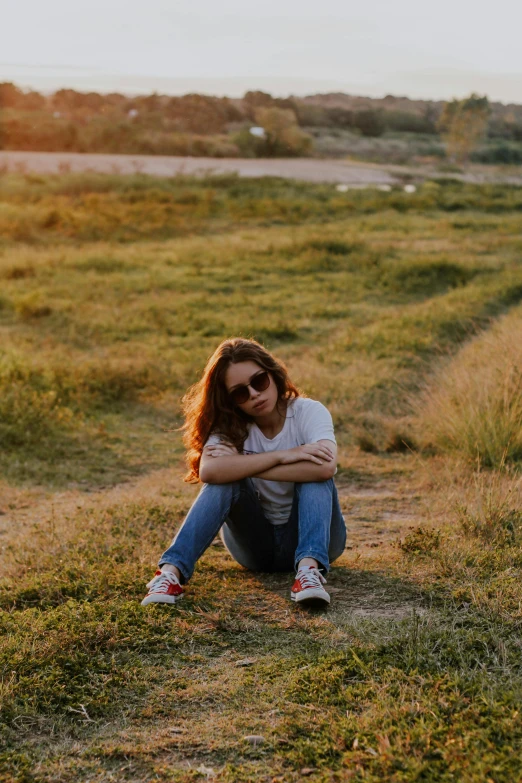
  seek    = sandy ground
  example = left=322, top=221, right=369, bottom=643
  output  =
left=0, top=150, right=398, bottom=185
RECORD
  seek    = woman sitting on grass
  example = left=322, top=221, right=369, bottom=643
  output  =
left=142, top=338, right=346, bottom=608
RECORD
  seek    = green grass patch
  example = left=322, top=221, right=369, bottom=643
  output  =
left=2, top=494, right=521, bottom=781
left=1, top=173, right=522, bottom=246
left=1, top=175, right=522, bottom=482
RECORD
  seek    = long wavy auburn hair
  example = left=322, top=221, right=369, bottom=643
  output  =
left=181, top=338, right=301, bottom=482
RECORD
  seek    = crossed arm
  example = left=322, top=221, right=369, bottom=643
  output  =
left=198, top=440, right=337, bottom=484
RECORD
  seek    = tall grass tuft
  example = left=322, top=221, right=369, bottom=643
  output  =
left=456, top=469, right=522, bottom=545
left=416, top=311, right=522, bottom=467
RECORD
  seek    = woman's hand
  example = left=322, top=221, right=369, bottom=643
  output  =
left=206, top=443, right=239, bottom=458
left=278, top=443, right=335, bottom=466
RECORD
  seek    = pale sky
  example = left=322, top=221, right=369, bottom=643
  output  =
left=2, top=0, right=522, bottom=102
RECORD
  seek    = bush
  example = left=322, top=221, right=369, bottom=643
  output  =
left=353, top=110, right=385, bottom=138
left=163, top=94, right=240, bottom=134
left=415, top=310, right=522, bottom=467
left=471, top=141, right=522, bottom=164
left=294, top=103, right=332, bottom=127
left=382, top=110, right=436, bottom=134
left=234, top=108, right=313, bottom=157
left=0, top=108, right=240, bottom=157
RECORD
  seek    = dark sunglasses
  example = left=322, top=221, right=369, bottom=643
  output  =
left=228, top=370, right=270, bottom=406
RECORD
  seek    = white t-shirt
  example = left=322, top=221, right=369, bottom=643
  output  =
left=205, top=397, right=336, bottom=525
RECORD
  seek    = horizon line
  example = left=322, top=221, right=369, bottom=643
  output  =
left=2, top=65, right=522, bottom=106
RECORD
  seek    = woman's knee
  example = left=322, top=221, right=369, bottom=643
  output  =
left=296, top=478, right=334, bottom=486
left=200, top=480, right=241, bottom=495
left=295, top=478, right=334, bottom=495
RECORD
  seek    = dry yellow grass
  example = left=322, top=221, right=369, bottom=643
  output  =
left=416, top=307, right=522, bottom=466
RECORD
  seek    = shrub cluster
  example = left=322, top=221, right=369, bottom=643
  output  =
left=5, top=81, right=522, bottom=160
left=3, top=81, right=522, bottom=162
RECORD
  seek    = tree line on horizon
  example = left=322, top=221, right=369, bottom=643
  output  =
left=1, top=82, right=522, bottom=163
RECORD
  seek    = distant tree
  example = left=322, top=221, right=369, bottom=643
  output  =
left=221, top=98, right=245, bottom=123
left=438, top=94, right=491, bottom=162
left=471, top=141, right=522, bottom=164
left=423, top=102, right=440, bottom=130
left=512, top=124, right=522, bottom=142
left=353, top=109, right=385, bottom=137
left=134, top=92, right=163, bottom=113
left=52, top=89, right=81, bottom=111
left=165, top=94, right=232, bottom=134
left=486, top=113, right=522, bottom=141
left=0, top=83, right=47, bottom=111
left=0, top=82, right=24, bottom=108
left=21, top=91, right=46, bottom=111
left=293, top=103, right=332, bottom=127
left=52, top=89, right=105, bottom=113
left=273, top=97, right=298, bottom=113
left=326, top=107, right=355, bottom=129
left=254, top=107, right=312, bottom=156
left=383, top=110, right=436, bottom=134
left=243, top=90, right=275, bottom=120
left=105, top=92, right=126, bottom=105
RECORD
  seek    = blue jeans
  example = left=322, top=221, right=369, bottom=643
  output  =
left=159, top=478, right=347, bottom=583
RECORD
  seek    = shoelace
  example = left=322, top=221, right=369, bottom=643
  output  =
left=148, top=571, right=180, bottom=593
left=296, top=567, right=327, bottom=589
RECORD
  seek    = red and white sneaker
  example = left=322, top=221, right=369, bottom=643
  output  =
left=291, top=566, right=330, bottom=607
left=141, top=570, right=184, bottom=606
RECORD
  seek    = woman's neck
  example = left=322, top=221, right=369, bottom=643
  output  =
left=253, top=400, right=287, bottom=439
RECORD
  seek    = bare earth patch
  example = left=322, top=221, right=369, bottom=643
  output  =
left=1, top=452, right=429, bottom=625
left=3, top=150, right=522, bottom=187
left=0, top=150, right=396, bottom=185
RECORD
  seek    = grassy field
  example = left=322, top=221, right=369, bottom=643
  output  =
left=1, top=172, right=522, bottom=782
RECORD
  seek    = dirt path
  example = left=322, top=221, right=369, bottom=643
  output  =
left=0, top=466, right=188, bottom=560
left=0, top=455, right=421, bottom=554
left=1, top=453, right=428, bottom=623
left=3, top=150, right=521, bottom=186
left=0, top=150, right=397, bottom=185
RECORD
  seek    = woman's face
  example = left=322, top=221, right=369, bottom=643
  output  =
left=224, top=360, right=278, bottom=417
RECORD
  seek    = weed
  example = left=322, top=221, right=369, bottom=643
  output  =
left=399, top=526, right=441, bottom=555
left=456, top=469, right=522, bottom=545
left=355, top=429, right=379, bottom=453
left=384, top=428, right=416, bottom=453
